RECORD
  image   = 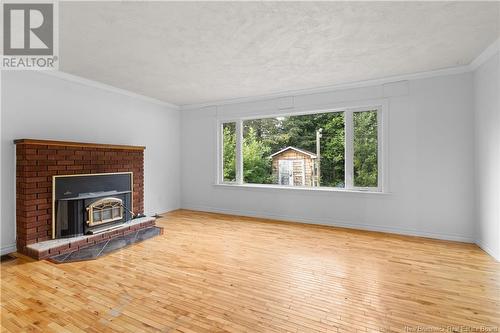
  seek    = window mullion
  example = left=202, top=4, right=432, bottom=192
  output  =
left=235, top=120, right=243, bottom=184
left=345, top=111, right=354, bottom=189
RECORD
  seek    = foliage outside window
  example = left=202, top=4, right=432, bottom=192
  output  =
left=353, top=111, right=378, bottom=187
left=222, top=122, right=236, bottom=182
left=220, top=108, right=381, bottom=191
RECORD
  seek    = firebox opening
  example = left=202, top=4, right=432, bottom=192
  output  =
left=53, top=172, right=134, bottom=239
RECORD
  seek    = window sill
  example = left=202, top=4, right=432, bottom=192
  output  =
left=213, top=183, right=390, bottom=196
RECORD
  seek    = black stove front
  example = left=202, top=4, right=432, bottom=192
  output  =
left=53, top=173, right=133, bottom=238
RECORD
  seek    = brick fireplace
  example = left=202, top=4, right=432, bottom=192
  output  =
left=15, top=139, right=150, bottom=259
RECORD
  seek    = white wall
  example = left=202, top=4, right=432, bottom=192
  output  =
left=181, top=72, right=476, bottom=242
left=1, top=71, right=181, bottom=255
left=474, top=51, right=500, bottom=261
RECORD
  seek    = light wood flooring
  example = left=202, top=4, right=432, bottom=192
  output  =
left=1, top=209, right=499, bottom=332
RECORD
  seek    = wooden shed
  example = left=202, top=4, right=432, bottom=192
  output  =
left=270, top=147, right=317, bottom=186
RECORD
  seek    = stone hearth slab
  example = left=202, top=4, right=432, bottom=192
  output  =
left=49, top=227, right=162, bottom=263
left=25, top=217, right=156, bottom=259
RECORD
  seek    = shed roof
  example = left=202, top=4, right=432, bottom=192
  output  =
left=270, top=146, right=317, bottom=158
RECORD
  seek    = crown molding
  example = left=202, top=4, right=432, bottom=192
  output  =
left=470, top=38, right=500, bottom=71
left=180, top=65, right=471, bottom=111
left=39, top=70, right=180, bottom=110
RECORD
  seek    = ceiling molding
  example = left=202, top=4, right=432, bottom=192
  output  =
left=469, top=37, right=500, bottom=71
left=180, top=65, right=471, bottom=111
left=39, top=70, right=180, bottom=110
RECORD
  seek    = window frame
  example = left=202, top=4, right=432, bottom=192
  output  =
left=217, top=103, right=386, bottom=193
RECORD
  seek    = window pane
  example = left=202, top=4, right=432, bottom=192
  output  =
left=102, top=208, right=112, bottom=220
left=242, top=112, right=344, bottom=187
left=222, top=122, right=236, bottom=182
left=242, top=118, right=275, bottom=184
left=353, top=111, right=378, bottom=187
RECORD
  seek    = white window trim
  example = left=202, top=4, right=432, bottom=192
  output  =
left=217, top=101, right=388, bottom=193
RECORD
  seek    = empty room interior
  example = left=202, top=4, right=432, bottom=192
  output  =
left=1, top=1, right=500, bottom=332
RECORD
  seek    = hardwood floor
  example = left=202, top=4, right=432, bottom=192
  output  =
left=2, top=210, right=499, bottom=333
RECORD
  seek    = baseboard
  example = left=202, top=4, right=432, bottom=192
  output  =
left=147, top=205, right=181, bottom=217
left=1, top=244, right=17, bottom=256
left=181, top=204, right=475, bottom=243
left=475, top=240, right=500, bottom=262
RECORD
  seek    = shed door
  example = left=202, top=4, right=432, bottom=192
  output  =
left=278, top=160, right=294, bottom=186
left=294, top=159, right=305, bottom=186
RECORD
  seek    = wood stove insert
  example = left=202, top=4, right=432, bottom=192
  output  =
left=53, top=172, right=133, bottom=238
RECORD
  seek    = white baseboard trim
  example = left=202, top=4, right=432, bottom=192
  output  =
left=146, top=205, right=181, bottom=216
left=1, top=244, right=17, bottom=256
left=475, top=240, right=500, bottom=262
left=181, top=204, right=475, bottom=243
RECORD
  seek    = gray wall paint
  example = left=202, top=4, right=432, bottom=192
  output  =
left=181, top=73, right=476, bottom=242
left=474, top=51, right=500, bottom=261
left=1, top=71, right=181, bottom=254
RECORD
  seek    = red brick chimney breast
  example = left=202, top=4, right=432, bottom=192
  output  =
left=15, top=139, right=145, bottom=256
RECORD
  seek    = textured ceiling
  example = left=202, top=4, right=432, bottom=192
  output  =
left=59, top=1, right=499, bottom=106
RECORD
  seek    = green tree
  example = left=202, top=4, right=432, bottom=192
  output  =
left=244, top=118, right=288, bottom=153
left=243, top=127, right=273, bottom=184
left=353, top=111, right=378, bottom=187
left=223, top=124, right=273, bottom=184
left=280, top=112, right=345, bottom=187
left=322, top=113, right=345, bottom=187
left=222, top=123, right=236, bottom=182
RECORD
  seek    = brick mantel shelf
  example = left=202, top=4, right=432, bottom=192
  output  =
left=15, top=139, right=146, bottom=258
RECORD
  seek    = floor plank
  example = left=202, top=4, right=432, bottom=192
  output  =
left=2, top=209, right=499, bottom=332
